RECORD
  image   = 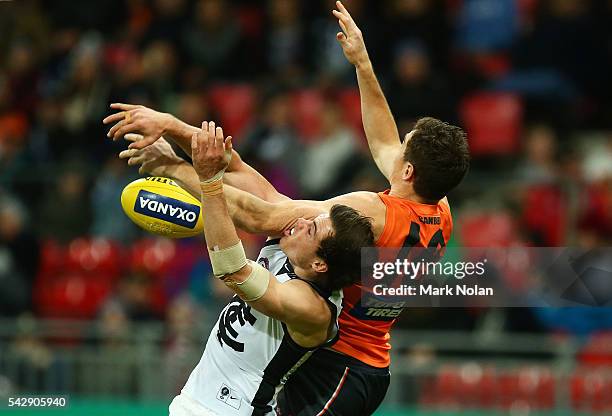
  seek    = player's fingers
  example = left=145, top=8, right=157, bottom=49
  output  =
left=124, top=133, right=144, bottom=143
left=108, top=116, right=135, bottom=139
left=119, top=148, right=139, bottom=159
left=336, top=32, right=347, bottom=43
left=110, top=103, right=140, bottom=111
left=338, top=18, right=349, bottom=35
left=336, top=1, right=358, bottom=30
left=225, top=136, right=233, bottom=152
left=127, top=156, right=142, bottom=166
left=112, top=124, right=138, bottom=141
left=215, top=127, right=223, bottom=148
left=200, top=121, right=209, bottom=149
left=128, top=135, right=155, bottom=150
left=107, top=118, right=126, bottom=138
left=102, top=112, right=125, bottom=125
left=138, top=165, right=145, bottom=175
left=191, top=132, right=199, bottom=155
left=208, top=121, right=215, bottom=142
left=336, top=1, right=351, bottom=19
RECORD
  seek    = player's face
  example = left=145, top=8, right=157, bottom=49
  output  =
left=280, top=214, right=333, bottom=275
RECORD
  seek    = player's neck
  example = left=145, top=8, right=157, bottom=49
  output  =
left=388, top=183, right=428, bottom=203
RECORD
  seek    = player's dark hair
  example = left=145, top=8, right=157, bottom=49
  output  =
left=317, top=204, right=374, bottom=291
left=404, top=117, right=470, bottom=201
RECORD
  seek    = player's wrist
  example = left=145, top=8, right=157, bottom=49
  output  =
left=200, top=175, right=224, bottom=197
left=355, top=57, right=372, bottom=71
left=162, top=112, right=177, bottom=136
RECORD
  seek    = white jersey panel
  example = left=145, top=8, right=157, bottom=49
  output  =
left=181, top=242, right=343, bottom=416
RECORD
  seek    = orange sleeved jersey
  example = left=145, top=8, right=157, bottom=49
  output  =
left=332, top=190, right=453, bottom=367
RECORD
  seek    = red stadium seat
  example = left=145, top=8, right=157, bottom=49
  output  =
left=435, top=365, right=461, bottom=407
left=459, top=212, right=517, bottom=247
left=129, top=237, right=177, bottom=279
left=208, top=84, right=256, bottom=139
left=577, top=332, right=612, bottom=367
left=38, top=239, right=67, bottom=278
left=473, top=53, right=511, bottom=79
left=66, top=238, right=123, bottom=280
left=35, top=273, right=112, bottom=319
left=460, top=92, right=522, bottom=156
left=290, top=88, right=324, bottom=141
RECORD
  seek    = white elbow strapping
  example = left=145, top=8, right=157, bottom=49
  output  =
left=208, top=241, right=248, bottom=277
left=231, top=260, right=270, bottom=302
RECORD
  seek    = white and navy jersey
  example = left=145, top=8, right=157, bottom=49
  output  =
left=181, top=239, right=343, bottom=416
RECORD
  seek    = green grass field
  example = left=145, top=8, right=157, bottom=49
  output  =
left=1, top=398, right=595, bottom=416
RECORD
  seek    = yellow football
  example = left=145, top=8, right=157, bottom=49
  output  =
left=121, top=177, right=203, bottom=238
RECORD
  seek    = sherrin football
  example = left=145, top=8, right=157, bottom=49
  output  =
left=121, top=177, right=203, bottom=238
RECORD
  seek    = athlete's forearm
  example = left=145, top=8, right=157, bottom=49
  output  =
left=355, top=61, right=402, bottom=180
left=224, top=186, right=327, bottom=236
left=164, top=116, right=286, bottom=202
left=201, top=190, right=241, bottom=249
left=224, top=151, right=289, bottom=203
left=224, top=186, right=290, bottom=235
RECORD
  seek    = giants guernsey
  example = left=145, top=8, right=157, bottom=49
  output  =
left=332, top=190, right=453, bottom=367
left=181, top=240, right=343, bottom=415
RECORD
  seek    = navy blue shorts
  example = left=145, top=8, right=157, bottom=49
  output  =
left=277, top=348, right=390, bottom=416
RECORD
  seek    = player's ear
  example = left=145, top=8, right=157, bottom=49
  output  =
left=402, top=162, right=414, bottom=181
left=312, top=258, right=328, bottom=274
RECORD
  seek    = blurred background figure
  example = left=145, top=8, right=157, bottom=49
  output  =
left=0, top=194, right=39, bottom=317
left=299, top=98, right=361, bottom=199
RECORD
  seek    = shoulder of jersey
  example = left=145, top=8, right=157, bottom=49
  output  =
left=121, top=177, right=203, bottom=238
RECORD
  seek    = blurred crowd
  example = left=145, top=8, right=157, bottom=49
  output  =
left=0, top=0, right=611, bottom=344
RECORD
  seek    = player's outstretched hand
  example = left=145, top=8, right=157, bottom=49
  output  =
left=119, top=134, right=184, bottom=176
left=191, top=121, right=233, bottom=182
left=103, top=103, right=172, bottom=149
left=333, top=1, right=370, bottom=68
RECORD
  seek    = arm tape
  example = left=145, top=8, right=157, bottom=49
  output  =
left=208, top=240, right=247, bottom=277
left=226, top=260, right=270, bottom=302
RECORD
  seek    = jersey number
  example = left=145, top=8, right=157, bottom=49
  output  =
left=398, top=222, right=446, bottom=258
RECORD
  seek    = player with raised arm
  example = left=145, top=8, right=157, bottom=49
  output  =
left=105, top=2, right=470, bottom=413
left=169, top=121, right=374, bottom=415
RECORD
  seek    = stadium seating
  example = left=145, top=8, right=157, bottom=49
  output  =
left=460, top=92, right=523, bottom=156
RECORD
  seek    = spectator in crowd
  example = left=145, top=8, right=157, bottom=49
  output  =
left=239, top=90, right=302, bottom=198
left=0, top=112, right=31, bottom=198
left=387, top=40, right=454, bottom=124
left=299, top=98, right=361, bottom=199
left=91, top=155, right=140, bottom=243
left=181, top=0, right=243, bottom=81
left=381, top=0, right=450, bottom=69
left=310, top=0, right=367, bottom=84
left=515, top=124, right=559, bottom=183
left=144, top=0, right=190, bottom=46
left=263, top=0, right=308, bottom=83
left=37, top=158, right=92, bottom=243
left=9, top=314, right=64, bottom=392
left=0, top=194, right=39, bottom=316
left=140, top=40, right=179, bottom=105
